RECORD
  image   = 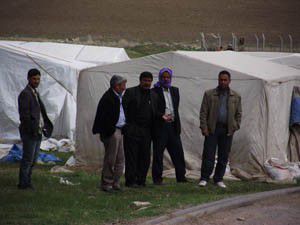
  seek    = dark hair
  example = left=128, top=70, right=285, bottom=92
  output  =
left=218, top=70, right=231, bottom=79
left=27, top=68, right=41, bottom=79
left=139, top=71, right=153, bottom=81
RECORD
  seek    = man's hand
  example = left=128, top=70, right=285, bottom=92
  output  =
left=162, top=114, right=173, bottom=122
left=201, top=128, right=209, bottom=136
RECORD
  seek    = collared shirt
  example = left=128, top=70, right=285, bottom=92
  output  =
left=162, top=87, right=174, bottom=118
left=29, top=85, right=44, bottom=130
left=113, top=90, right=126, bottom=128
left=217, top=90, right=228, bottom=124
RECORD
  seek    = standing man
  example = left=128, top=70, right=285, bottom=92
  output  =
left=92, top=75, right=127, bottom=192
left=199, top=70, right=242, bottom=188
left=152, top=68, right=187, bottom=185
left=18, top=68, right=53, bottom=190
left=122, top=72, right=157, bottom=187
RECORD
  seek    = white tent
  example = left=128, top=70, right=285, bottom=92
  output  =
left=75, top=50, right=300, bottom=179
left=242, top=52, right=300, bottom=70
left=0, top=41, right=129, bottom=142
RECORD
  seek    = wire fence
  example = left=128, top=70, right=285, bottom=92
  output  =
left=199, top=32, right=299, bottom=52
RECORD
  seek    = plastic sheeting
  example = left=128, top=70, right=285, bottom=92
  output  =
left=75, top=51, right=300, bottom=180
left=0, top=144, right=62, bottom=164
left=264, top=158, right=300, bottom=183
left=40, top=138, right=75, bottom=152
left=0, top=41, right=129, bottom=142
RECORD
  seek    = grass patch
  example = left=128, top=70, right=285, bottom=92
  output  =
left=125, top=43, right=202, bottom=58
left=0, top=162, right=298, bottom=225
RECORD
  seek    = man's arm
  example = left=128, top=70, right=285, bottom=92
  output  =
left=18, top=91, right=32, bottom=134
left=122, top=88, right=134, bottom=124
left=235, top=95, right=242, bottom=129
left=92, top=95, right=107, bottom=134
left=199, top=92, right=209, bottom=136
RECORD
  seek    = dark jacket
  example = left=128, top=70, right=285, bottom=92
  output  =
left=18, top=85, right=53, bottom=138
left=200, top=87, right=242, bottom=135
left=152, top=86, right=181, bottom=135
left=92, top=88, right=121, bottom=139
left=122, top=85, right=158, bottom=138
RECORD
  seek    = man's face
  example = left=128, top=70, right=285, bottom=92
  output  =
left=28, top=74, right=41, bottom=89
left=162, top=72, right=171, bottom=83
left=140, top=77, right=153, bottom=90
left=218, top=74, right=230, bottom=89
left=114, top=81, right=127, bottom=94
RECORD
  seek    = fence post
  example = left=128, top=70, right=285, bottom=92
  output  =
left=262, top=33, right=265, bottom=51
left=288, top=34, right=293, bottom=52
left=217, top=33, right=222, bottom=48
left=279, top=35, right=283, bottom=52
left=232, top=33, right=238, bottom=50
left=254, top=34, right=259, bottom=51
left=200, top=32, right=207, bottom=51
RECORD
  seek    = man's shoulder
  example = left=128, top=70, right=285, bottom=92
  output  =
left=171, top=86, right=179, bottom=91
left=204, top=88, right=217, bottom=96
left=230, top=89, right=241, bottom=98
left=19, top=86, right=31, bottom=98
left=151, top=86, right=162, bottom=95
left=101, top=88, right=115, bottom=100
left=124, top=86, right=139, bottom=98
left=126, top=86, right=139, bottom=92
left=152, top=86, right=160, bottom=91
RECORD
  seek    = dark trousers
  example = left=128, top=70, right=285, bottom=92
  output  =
left=124, top=132, right=151, bottom=186
left=18, top=134, right=42, bottom=187
left=200, top=126, right=233, bottom=183
left=152, top=123, right=186, bottom=183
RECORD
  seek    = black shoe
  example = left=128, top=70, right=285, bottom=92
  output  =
left=136, top=183, right=146, bottom=187
left=177, top=178, right=188, bottom=183
left=28, top=184, right=35, bottom=190
left=17, top=184, right=28, bottom=190
left=153, top=181, right=163, bottom=185
left=125, top=183, right=139, bottom=188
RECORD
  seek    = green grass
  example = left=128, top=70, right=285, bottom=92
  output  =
left=125, top=43, right=202, bottom=58
left=0, top=161, right=298, bottom=225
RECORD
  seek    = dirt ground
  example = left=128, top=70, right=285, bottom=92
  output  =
left=0, top=0, right=299, bottom=46
left=182, top=193, right=300, bottom=225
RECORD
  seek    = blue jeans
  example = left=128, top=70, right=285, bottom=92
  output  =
left=18, top=134, right=42, bottom=187
left=200, top=126, right=233, bottom=183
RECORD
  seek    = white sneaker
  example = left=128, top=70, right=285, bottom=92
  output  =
left=198, top=180, right=207, bottom=187
left=216, top=181, right=227, bottom=188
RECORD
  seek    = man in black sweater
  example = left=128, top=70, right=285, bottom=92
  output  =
left=152, top=68, right=187, bottom=185
left=122, top=72, right=158, bottom=187
left=92, top=75, right=127, bottom=192
left=18, top=68, right=53, bottom=190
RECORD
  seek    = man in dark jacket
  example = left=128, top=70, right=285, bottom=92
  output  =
left=152, top=68, right=187, bottom=184
left=92, top=75, right=127, bottom=192
left=122, top=72, right=158, bottom=187
left=18, top=68, right=53, bottom=190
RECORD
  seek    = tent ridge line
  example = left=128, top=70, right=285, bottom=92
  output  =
left=1, top=43, right=75, bottom=64
left=26, top=54, right=74, bottom=96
